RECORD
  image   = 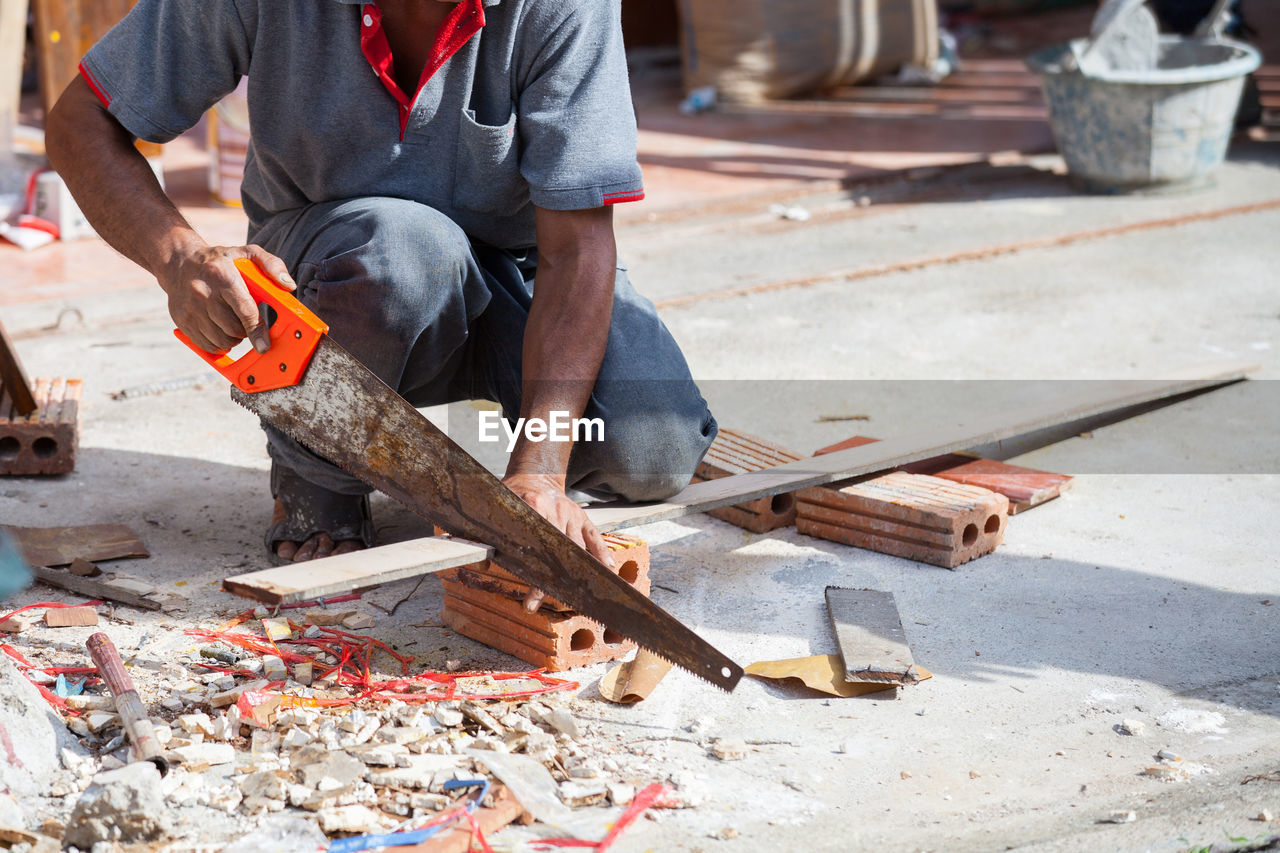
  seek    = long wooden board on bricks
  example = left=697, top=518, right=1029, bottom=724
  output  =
left=825, top=587, right=917, bottom=685
left=220, top=360, right=1255, bottom=604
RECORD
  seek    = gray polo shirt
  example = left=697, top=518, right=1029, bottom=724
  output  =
left=80, top=0, right=645, bottom=250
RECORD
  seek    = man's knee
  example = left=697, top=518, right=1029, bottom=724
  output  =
left=572, top=409, right=717, bottom=503
left=306, top=198, right=472, bottom=309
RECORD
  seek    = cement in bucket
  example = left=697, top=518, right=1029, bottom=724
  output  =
left=1027, top=36, right=1261, bottom=193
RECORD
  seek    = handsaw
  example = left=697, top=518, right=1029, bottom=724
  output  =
left=177, top=259, right=742, bottom=691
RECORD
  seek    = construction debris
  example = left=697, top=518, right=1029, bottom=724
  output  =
left=745, top=654, right=934, bottom=698
left=63, top=762, right=171, bottom=848
left=825, top=587, right=917, bottom=685
left=43, top=605, right=98, bottom=627
left=599, top=649, right=674, bottom=704
left=0, top=600, right=697, bottom=849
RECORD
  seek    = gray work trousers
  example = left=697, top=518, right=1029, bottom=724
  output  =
left=256, top=197, right=717, bottom=502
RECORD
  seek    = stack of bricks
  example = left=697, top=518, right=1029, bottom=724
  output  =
left=796, top=471, right=1009, bottom=569
left=0, top=377, right=81, bottom=476
left=691, top=427, right=805, bottom=533
left=815, top=435, right=1071, bottom=514
left=439, top=532, right=651, bottom=672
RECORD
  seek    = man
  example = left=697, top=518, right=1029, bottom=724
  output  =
left=47, top=0, right=716, bottom=602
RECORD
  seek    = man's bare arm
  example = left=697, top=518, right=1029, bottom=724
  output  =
left=45, top=76, right=293, bottom=353
left=504, top=205, right=618, bottom=608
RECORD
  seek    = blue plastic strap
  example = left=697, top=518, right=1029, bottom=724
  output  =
left=327, top=779, right=491, bottom=853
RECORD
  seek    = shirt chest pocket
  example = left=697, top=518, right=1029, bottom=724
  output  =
left=452, top=105, right=524, bottom=214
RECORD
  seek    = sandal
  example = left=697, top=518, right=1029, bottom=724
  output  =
left=264, top=463, right=374, bottom=563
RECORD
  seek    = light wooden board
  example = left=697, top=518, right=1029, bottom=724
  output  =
left=221, top=360, right=1255, bottom=604
left=222, top=535, right=495, bottom=604
left=825, top=587, right=916, bottom=684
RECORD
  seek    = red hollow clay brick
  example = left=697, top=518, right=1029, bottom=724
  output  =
left=440, top=533, right=650, bottom=670
left=796, top=471, right=1008, bottom=569
left=814, top=435, right=1070, bottom=513
left=693, top=427, right=804, bottom=533
left=930, top=458, right=1072, bottom=514
left=0, top=377, right=81, bottom=476
left=441, top=587, right=636, bottom=672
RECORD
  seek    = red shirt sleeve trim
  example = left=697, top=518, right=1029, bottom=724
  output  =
left=603, top=190, right=645, bottom=205
left=78, top=61, right=112, bottom=108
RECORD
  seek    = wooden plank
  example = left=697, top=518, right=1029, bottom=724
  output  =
left=4, top=524, right=148, bottom=566
left=0, top=320, right=37, bottom=417
left=31, top=566, right=162, bottom=610
left=0, top=0, right=26, bottom=163
left=825, top=587, right=916, bottom=684
left=222, top=535, right=495, bottom=604
left=32, top=0, right=138, bottom=114
left=220, top=360, right=1255, bottom=604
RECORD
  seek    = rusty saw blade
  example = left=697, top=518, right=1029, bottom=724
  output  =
left=233, top=336, right=743, bottom=691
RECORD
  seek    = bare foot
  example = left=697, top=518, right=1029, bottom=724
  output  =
left=271, top=499, right=366, bottom=562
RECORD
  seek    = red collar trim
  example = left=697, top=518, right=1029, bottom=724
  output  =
left=360, top=0, right=486, bottom=139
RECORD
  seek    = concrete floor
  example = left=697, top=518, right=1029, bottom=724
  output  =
left=3, top=127, right=1280, bottom=853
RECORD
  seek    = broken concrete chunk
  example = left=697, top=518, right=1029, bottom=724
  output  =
left=64, top=762, right=172, bottom=849
left=1140, top=765, right=1189, bottom=782
left=302, top=610, right=355, bottom=627
left=210, top=679, right=270, bottom=708
left=178, top=713, right=215, bottom=737
left=542, top=708, right=581, bottom=740
left=294, top=661, right=314, bottom=686
left=251, top=730, right=281, bottom=755
left=709, top=738, right=748, bottom=761
left=348, top=742, right=408, bottom=767
left=558, top=780, right=608, bottom=808
left=263, top=655, right=288, bottom=682
left=297, top=752, right=368, bottom=790
left=462, top=702, right=504, bottom=736
left=433, top=704, right=464, bottom=728
left=282, top=728, right=314, bottom=749
left=240, top=770, right=288, bottom=801
left=410, top=791, right=450, bottom=811
left=1118, top=719, right=1146, bottom=737
left=342, top=612, right=375, bottom=630
left=1104, top=810, right=1137, bottom=824
left=317, top=804, right=387, bottom=835
left=607, top=781, right=636, bottom=806
left=87, top=711, right=122, bottom=734
left=0, top=612, right=36, bottom=633
left=339, top=709, right=369, bottom=733
left=171, top=743, right=235, bottom=766
left=261, top=617, right=293, bottom=641
left=64, top=694, right=115, bottom=712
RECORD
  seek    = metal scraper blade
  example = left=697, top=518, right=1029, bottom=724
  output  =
left=233, top=336, right=742, bottom=691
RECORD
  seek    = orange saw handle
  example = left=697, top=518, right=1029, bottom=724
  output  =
left=174, top=258, right=329, bottom=394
